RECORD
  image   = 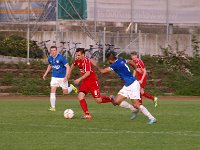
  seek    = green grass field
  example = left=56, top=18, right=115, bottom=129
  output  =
left=0, top=98, right=200, bottom=150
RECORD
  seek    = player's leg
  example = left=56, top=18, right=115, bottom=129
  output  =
left=143, top=90, right=158, bottom=107
left=78, top=82, right=91, bottom=119
left=89, top=80, right=113, bottom=104
left=49, top=77, right=58, bottom=111
left=60, top=78, right=77, bottom=94
left=141, top=77, right=158, bottom=107
left=132, top=99, right=156, bottom=124
left=115, top=86, right=138, bottom=115
left=114, top=94, right=138, bottom=111
left=130, top=80, right=156, bottom=124
left=49, top=86, right=57, bottom=111
left=142, top=90, right=154, bottom=101
left=69, top=84, right=78, bottom=93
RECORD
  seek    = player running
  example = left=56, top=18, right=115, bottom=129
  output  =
left=92, top=51, right=156, bottom=124
left=43, top=46, right=77, bottom=111
left=131, top=51, right=158, bottom=107
left=68, top=48, right=116, bottom=119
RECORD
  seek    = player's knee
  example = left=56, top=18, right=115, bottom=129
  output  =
left=95, top=98, right=102, bottom=104
left=78, top=95, right=84, bottom=100
left=115, top=100, right=121, bottom=105
left=133, top=101, right=140, bottom=109
left=62, top=90, right=68, bottom=95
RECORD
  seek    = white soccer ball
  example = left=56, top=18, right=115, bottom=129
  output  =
left=64, top=109, right=74, bottom=119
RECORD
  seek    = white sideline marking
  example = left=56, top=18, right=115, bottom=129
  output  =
left=0, top=122, right=200, bottom=137
left=1, top=131, right=200, bottom=137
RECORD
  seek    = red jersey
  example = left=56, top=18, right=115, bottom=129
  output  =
left=133, top=58, right=146, bottom=80
left=73, top=57, right=98, bottom=82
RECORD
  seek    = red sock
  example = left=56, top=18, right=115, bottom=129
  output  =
left=143, top=92, right=154, bottom=101
left=79, top=99, right=89, bottom=114
left=101, top=96, right=112, bottom=103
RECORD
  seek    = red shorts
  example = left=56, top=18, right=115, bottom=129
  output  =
left=79, top=80, right=101, bottom=98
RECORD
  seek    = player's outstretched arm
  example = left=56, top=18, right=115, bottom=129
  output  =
left=68, top=63, right=75, bottom=80
left=126, top=59, right=137, bottom=76
left=91, top=58, right=112, bottom=74
left=96, top=65, right=112, bottom=74
left=126, top=59, right=137, bottom=70
left=65, top=64, right=71, bottom=82
left=43, top=64, right=52, bottom=80
left=140, top=67, right=147, bottom=83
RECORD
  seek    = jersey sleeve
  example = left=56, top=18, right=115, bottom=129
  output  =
left=48, top=57, right=51, bottom=65
left=109, top=62, right=117, bottom=70
left=61, top=55, right=68, bottom=65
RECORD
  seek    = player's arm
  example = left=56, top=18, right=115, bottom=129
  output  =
left=91, top=59, right=112, bottom=74
left=140, top=67, right=147, bottom=83
left=64, top=63, right=71, bottom=82
left=68, top=63, right=75, bottom=80
left=74, top=59, right=91, bottom=85
left=138, top=59, right=147, bottom=83
left=126, top=59, right=137, bottom=76
left=96, top=65, right=112, bottom=74
left=43, top=64, right=52, bottom=80
left=76, top=71, right=90, bottom=81
left=74, top=70, right=90, bottom=85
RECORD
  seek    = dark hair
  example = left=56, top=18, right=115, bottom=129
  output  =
left=50, top=45, right=57, bottom=50
left=130, top=51, right=137, bottom=55
left=106, top=51, right=117, bottom=60
left=76, top=48, right=85, bottom=54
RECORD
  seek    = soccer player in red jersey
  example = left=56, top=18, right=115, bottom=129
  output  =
left=131, top=51, right=158, bottom=107
left=68, top=48, right=114, bottom=119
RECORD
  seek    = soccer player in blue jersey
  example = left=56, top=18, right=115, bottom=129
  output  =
left=43, top=46, right=77, bottom=111
left=92, top=51, right=156, bottom=124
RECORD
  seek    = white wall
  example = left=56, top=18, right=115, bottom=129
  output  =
left=31, top=30, right=196, bottom=56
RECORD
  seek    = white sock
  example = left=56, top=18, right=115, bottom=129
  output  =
left=139, top=105, right=155, bottom=120
left=50, top=93, right=56, bottom=108
left=119, top=101, right=138, bottom=112
left=68, top=86, right=72, bottom=94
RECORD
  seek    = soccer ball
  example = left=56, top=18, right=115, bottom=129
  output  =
left=64, top=109, right=74, bottom=119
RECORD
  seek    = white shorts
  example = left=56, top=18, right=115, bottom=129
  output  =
left=50, top=77, right=68, bottom=89
left=118, top=80, right=140, bottom=100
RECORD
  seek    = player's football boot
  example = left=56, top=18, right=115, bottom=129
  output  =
left=81, top=114, right=92, bottom=120
left=130, top=110, right=138, bottom=120
left=84, top=114, right=92, bottom=120
left=81, top=111, right=92, bottom=120
left=110, top=95, right=117, bottom=106
left=70, top=84, right=78, bottom=94
left=48, top=107, right=56, bottom=111
left=154, top=97, right=158, bottom=107
left=147, top=118, right=157, bottom=124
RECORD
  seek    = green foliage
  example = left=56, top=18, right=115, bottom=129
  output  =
left=159, top=42, right=192, bottom=77
left=0, top=72, right=15, bottom=86
left=0, top=35, right=43, bottom=58
left=117, top=52, right=131, bottom=59
left=0, top=57, right=200, bottom=96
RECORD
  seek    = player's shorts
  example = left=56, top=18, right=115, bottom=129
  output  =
left=118, top=80, right=140, bottom=100
left=50, top=77, right=68, bottom=89
left=79, top=80, right=100, bottom=98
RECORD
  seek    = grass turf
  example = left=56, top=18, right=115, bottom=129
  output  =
left=0, top=98, right=200, bottom=150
